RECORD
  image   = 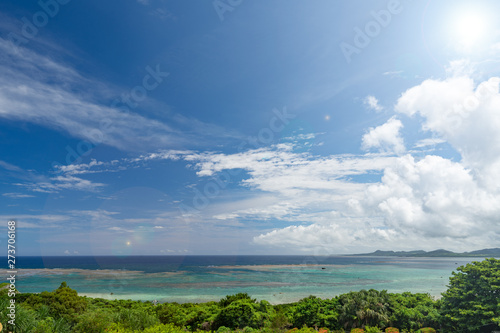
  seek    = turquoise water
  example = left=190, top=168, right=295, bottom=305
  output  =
left=14, top=256, right=487, bottom=304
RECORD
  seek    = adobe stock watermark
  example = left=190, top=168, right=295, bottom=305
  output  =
left=449, top=77, right=500, bottom=128
left=339, top=0, right=406, bottom=64
left=7, top=0, right=72, bottom=47
left=213, top=0, right=243, bottom=21
left=51, top=64, right=169, bottom=172
left=178, top=107, right=295, bottom=221
left=6, top=220, right=17, bottom=331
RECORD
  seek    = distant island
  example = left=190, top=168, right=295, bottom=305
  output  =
left=351, top=247, right=500, bottom=257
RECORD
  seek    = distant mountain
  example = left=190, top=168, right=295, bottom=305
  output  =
left=351, top=248, right=500, bottom=257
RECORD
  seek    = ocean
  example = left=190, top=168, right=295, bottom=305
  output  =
left=12, top=255, right=487, bottom=304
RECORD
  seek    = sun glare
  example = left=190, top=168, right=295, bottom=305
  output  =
left=451, top=9, right=489, bottom=49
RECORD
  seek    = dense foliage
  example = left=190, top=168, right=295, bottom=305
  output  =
left=440, top=258, right=500, bottom=332
left=1, top=258, right=499, bottom=333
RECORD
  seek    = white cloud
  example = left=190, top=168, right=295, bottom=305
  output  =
left=253, top=222, right=401, bottom=254
left=0, top=160, right=25, bottom=172
left=9, top=67, right=498, bottom=254
left=16, top=173, right=105, bottom=193
left=395, top=76, right=500, bottom=188
left=362, top=117, right=405, bottom=154
left=168, top=145, right=396, bottom=225
left=445, top=59, right=474, bottom=77
left=413, top=138, right=446, bottom=149
left=363, top=155, right=500, bottom=237
left=0, top=38, right=240, bottom=152
left=364, top=95, right=383, bottom=112
left=383, top=70, right=403, bottom=77
left=0, top=159, right=106, bottom=194
left=2, top=192, right=35, bottom=199
left=252, top=74, right=500, bottom=253
left=0, top=214, right=71, bottom=228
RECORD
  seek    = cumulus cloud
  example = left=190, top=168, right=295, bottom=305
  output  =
left=395, top=76, right=500, bottom=188
left=363, top=155, right=500, bottom=238
left=362, top=117, right=405, bottom=154
left=253, top=221, right=400, bottom=254
left=13, top=72, right=499, bottom=253
left=253, top=74, right=500, bottom=253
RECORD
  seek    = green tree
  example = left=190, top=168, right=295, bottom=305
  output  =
left=157, top=302, right=188, bottom=327
left=288, top=295, right=339, bottom=329
left=440, top=258, right=500, bottom=332
left=337, top=289, right=391, bottom=330
left=73, top=309, right=115, bottom=333
left=219, top=292, right=257, bottom=307
left=24, top=282, right=87, bottom=321
left=113, top=307, right=159, bottom=330
left=213, top=299, right=275, bottom=329
left=388, top=292, right=440, bottom=331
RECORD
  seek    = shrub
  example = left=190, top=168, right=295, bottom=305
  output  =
left=385, top=328, right=399, bottom=333
left=106, top=323, right=186, bottom=333
left=13, top=304, right=39, bottom=333
left=416, top=328, right=436, bottom=333
left=269, top=311, right=291, bottom=331
left=73, top=309, right=115, bottom=333
left=113, top=307, right=159, bottom=330
left=365, top=326, right=381, bottom=333
left=156, top=303, right=187, bottom=327
left=351, top=329, right=365, bottom=333
left=34, top=317, right=55, bottom=333
left=143, top=324, right=187, bottom=333
left=217, top=326, right=231, bottom=333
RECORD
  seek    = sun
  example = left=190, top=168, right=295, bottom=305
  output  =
left=449, top=8, right=490, bottom=50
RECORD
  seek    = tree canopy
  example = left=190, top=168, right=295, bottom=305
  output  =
left=2, top=258, right=500, bottom=332
left=440, top=258, right=500, bottom=332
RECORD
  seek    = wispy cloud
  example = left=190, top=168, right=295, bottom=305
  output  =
left=150, top=8, right=177, bottom=21
left=1, top=159, right=106, bottom=194
left=0, top=38, right=241, bottom=152
left=413, top=138, right=446, bottom=149
left=0, top=160, right=25, bottom=173
left=2, top=193, right=35, bottom=199
left=383, top=70, right=403, bottom=77
left=25, top=175, right=106, bottom=193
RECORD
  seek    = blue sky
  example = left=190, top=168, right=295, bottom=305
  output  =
left=1, top=0, right=500, bottom=256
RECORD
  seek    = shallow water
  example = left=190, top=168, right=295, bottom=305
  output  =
left=14, top=255, right=488, bottom=304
